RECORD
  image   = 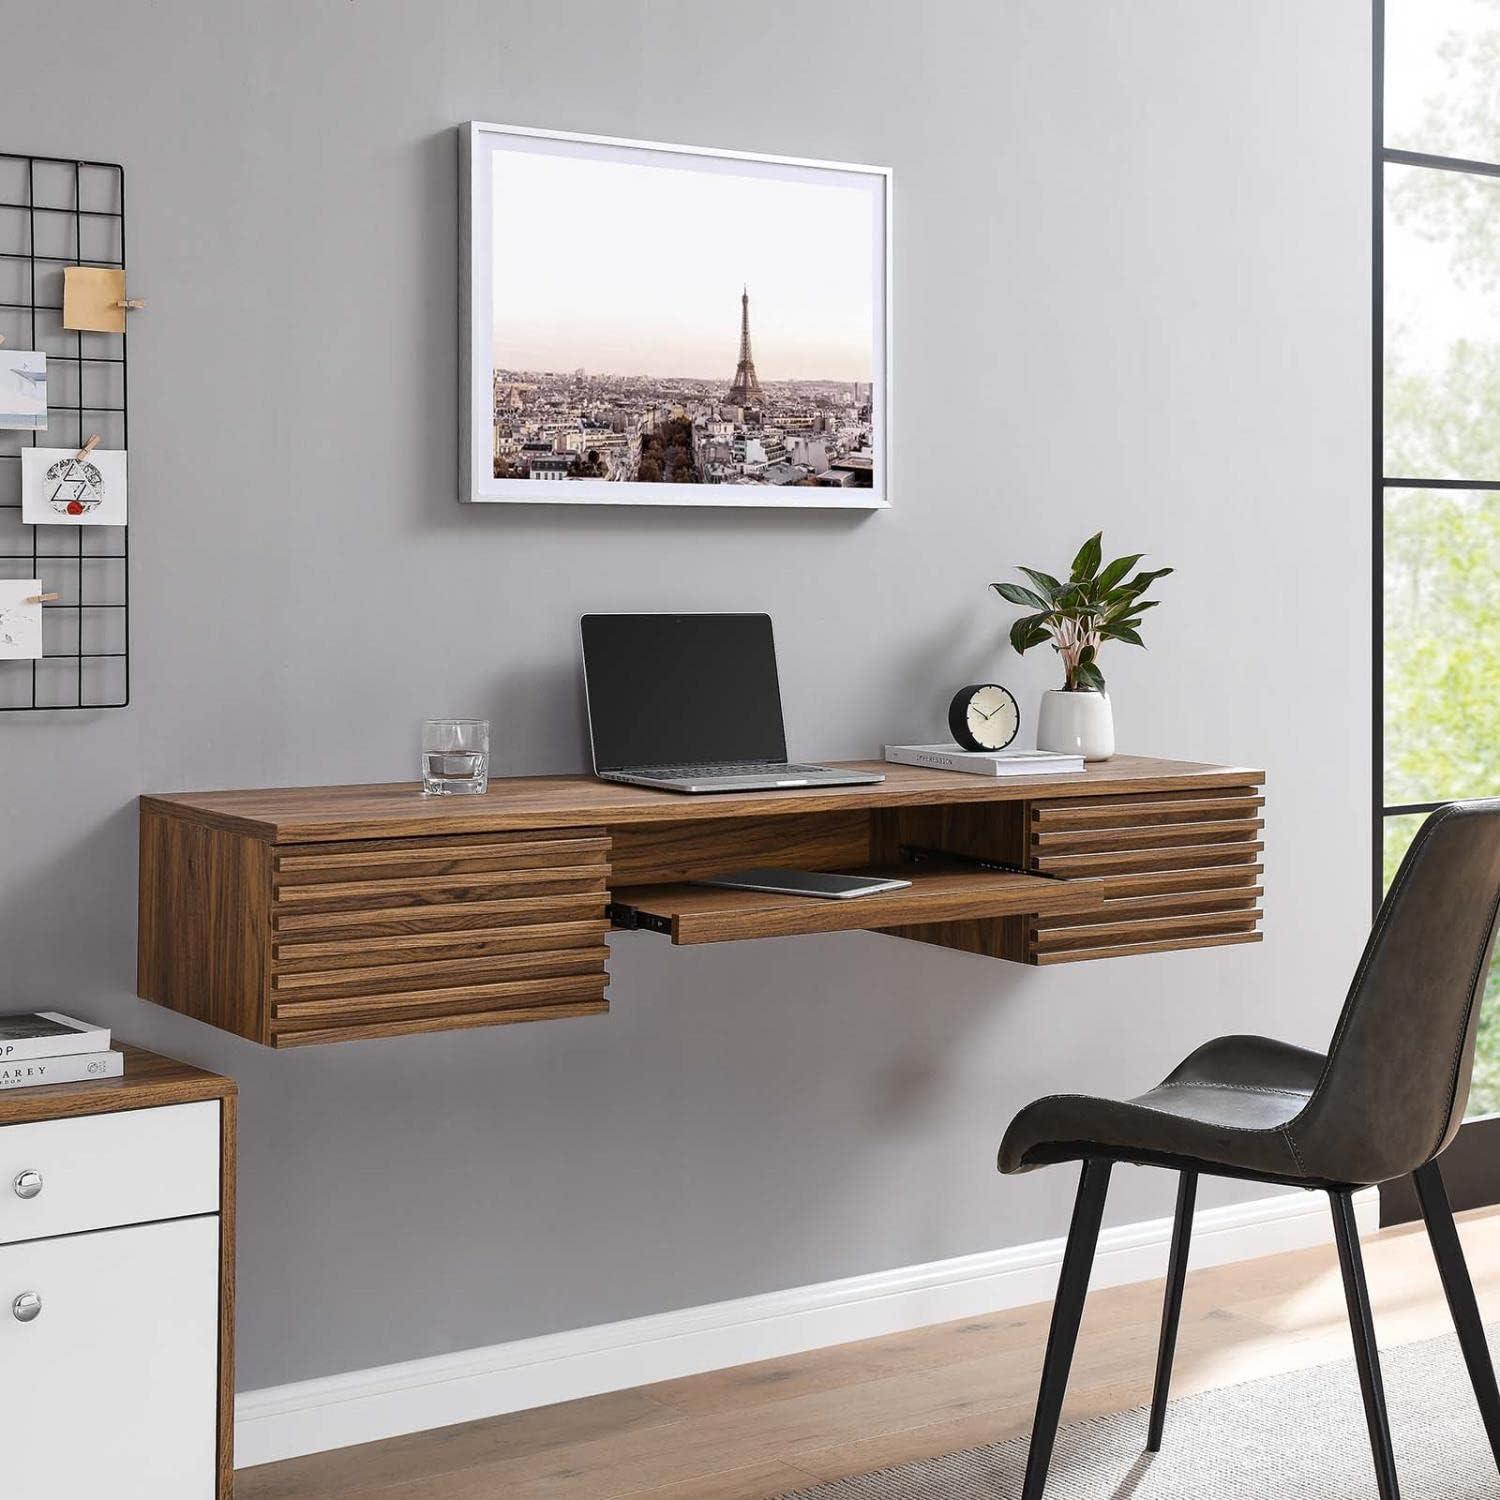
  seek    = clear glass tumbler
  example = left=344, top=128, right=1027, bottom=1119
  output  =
left=422, top=718, right=489, bottom=795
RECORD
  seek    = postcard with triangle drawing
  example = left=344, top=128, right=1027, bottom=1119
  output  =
left=21, top=447, right=127, bottom=526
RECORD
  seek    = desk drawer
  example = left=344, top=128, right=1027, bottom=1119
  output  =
left=0, top=1100, right=220, bottom=1245
left=1027, top=786, right=1265, bottom=963
left=267, top=829, right=612, bottom=1045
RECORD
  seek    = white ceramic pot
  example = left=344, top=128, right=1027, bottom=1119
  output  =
left=1036, top=688, right=1115, bottom=761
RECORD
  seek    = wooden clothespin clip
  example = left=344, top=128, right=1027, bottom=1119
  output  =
left=75, top=434, right=101, bottom=462
left=114, top=298, right=145, bottom=311
left=25, top=592, right=59, bottom=605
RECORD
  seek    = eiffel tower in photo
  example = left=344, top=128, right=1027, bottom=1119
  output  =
left=727, top=285, right=765, bottom=407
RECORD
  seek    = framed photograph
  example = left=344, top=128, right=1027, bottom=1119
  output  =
left=461, top=122, right=891, bottom=509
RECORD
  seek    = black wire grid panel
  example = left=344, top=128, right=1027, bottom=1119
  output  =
left=0, top=151, right=129, bottom=710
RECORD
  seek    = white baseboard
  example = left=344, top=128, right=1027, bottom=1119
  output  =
left=235, top=1184, right=1378, bottom=1469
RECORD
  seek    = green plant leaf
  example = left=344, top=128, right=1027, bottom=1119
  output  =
left=991, top=582, right=1050, bottom=610
left=1100, top=597, right=1159, bottom=628
left=1122, top=566, right=1174, bottom=593
left=1096, top=553, right=1144, bottom=593
left=1009, top=613, right=1048, bottom=654
left=1069, top=532, right=1103, bottom=582
left=1073, top=660, right=1107, bottom=693
left=1017, top=567, right=1064, bottom=597
left=1014, top=564, right=1062, bottom=594
left=1112, top=626, right=1145, bottom=646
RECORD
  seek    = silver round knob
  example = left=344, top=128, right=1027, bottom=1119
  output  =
left=12, top=1170, right=42, bottom=1201
left=12, top=1292, right=41, bottom=1323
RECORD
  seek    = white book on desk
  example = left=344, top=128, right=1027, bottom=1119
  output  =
left=0, top=1050, right=124, bottom=1090
left=0, top=1011, right=111, bottom=1062
left=884, top=744, right=1086, bottom=777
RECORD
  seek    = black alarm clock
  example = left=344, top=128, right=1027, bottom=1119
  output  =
left=949, top=684, right=1020, bottom=752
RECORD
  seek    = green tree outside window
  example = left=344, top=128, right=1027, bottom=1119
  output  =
left=1384, top=2, right=1500, bottom=1114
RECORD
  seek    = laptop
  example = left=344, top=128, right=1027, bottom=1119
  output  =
left=581, top=613, right=886, bottom=794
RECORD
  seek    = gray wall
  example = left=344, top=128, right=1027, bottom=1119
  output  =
left=0, top=0, right=1371, bottom=1393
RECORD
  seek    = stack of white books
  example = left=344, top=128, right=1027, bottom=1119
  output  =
left=0, top=1012, right=122, bottom=1091
left=884, top=744, right=1086, bottom=777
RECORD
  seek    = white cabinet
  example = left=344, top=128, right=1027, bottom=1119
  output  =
left=0, top=1216, right=220, bottom=1499
left=0, top=1070, right=234, bottom=1500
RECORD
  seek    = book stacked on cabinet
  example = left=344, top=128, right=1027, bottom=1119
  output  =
left=0, top=1013, right=122, bottom=1090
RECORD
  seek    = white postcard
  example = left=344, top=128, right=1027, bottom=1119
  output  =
left=0, top=581, right=43, bottom=659
left=21, top=446, right=128, bottom=526
left=0, top=350, right=47, bottom=430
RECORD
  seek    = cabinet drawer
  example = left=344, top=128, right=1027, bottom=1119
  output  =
left=0, top=1100, right=220, bottom=1245
left=0, top=1215, right=219, bottom=1499
left=139, top=812, right=617, bottom=1046
left=1026, top=786, right=1265, bottom=963
left=266, top=829, right=612, bottom=1045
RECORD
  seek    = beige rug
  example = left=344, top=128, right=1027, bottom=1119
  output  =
left=778, top=1327, right=1500, bottom=1498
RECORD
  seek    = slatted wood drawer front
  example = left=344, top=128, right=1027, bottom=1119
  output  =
left=1027, top=786, right=1264, bottom=963
left=267, top=829, right=611, bottom=1044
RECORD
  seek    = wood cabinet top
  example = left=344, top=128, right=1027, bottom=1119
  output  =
left=0, top=1045, right=235, bottom=1127
left=142, top=756, right=1265, bottom=844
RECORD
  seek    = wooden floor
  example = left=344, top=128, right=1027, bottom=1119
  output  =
left=238, top=1204, right=1500, bottom=1500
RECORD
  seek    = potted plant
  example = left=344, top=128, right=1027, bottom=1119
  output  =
left=991, top=532, right=1172, bottom=761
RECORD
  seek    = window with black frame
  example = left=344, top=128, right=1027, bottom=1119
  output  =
left=1378, top=0, right=1500, bottom=1212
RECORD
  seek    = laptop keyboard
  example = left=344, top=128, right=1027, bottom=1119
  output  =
left=635, top=761, right=831, bottom=779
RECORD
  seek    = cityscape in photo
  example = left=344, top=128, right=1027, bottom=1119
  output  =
left=489, top=144, right=879, bottom=492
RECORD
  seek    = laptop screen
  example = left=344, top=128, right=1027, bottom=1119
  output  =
left=582, top=613, right=789, bottom=771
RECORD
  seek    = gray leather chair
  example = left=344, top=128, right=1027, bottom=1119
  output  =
left=1000, top=799, right=1500, bottom=1500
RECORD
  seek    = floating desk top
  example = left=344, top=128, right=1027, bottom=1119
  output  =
left=141, top=756, right=1261, bottom=842
left=139, top=756, right=1266, bottom=1047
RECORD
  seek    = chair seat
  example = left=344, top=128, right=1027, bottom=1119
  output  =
left=999, top=1034, right=1333, bottom=1185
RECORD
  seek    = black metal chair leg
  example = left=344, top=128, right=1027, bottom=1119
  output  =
left=1020, top=1158, right=1113, bottom=1500
left=1146, top=1169, right=1197, bottom=1452
left=1413, top=1159, right=1500, bottom=1469
left=1331, top=1189, right=1401, bottom=1500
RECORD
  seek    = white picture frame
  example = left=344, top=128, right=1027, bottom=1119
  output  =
left=460, top=122, right=892, bottom=509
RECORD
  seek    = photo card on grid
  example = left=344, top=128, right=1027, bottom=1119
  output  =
left=21, top=447, right=127, bottom=526
left=0, top=582, right=43, bottom=659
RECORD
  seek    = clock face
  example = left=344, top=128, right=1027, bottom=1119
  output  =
left=950, top=683, right=1019, bottom=751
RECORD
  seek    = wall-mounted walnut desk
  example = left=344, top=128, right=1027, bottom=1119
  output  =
left=138, top=755, right=1265, bottom=1048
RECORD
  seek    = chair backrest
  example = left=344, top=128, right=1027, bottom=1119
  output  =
left=1291, top=799, right=1500, bottom=1187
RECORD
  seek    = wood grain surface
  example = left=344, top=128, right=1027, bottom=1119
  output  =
left=138, top=758, right=1268, bottom=1043
left=0, top=1043, right=234, bottom=1126
left=612, top=865, right=1096, bottom=945
left=142, top=758, right=1265, bottom=844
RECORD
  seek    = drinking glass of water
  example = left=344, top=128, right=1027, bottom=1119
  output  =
left=422, top=719, right=489, bottom=795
